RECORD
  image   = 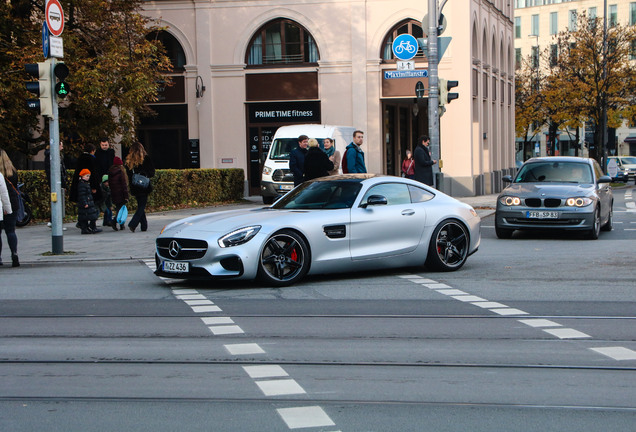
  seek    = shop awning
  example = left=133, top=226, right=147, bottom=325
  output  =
left=624, top=133, right=636, bottom=143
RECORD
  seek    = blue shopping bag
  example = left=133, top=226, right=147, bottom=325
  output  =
left=116, top=205, right=128, bottom=225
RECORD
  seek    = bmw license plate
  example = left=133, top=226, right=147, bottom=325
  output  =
left=526, top=211, right=559, bottom=219
left=279, top=184, right=293, bottom=191
left=163, top=261, right=189, bottom=273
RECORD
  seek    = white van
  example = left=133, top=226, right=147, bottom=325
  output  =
left=260, top=124, right=356, bottom=203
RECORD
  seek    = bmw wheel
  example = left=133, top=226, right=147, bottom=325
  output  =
left=425, top=219, right=469, bottom=271
left=257, top=230, right=310, bottom=286
left=586, top=207, right=601, bottom=240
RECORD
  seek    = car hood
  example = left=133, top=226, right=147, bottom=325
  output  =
left=500, top=183, right=595, bottom=198
left=160, top=207, right=308, bottom=236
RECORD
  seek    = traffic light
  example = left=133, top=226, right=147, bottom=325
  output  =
left=438, top=78, right=459, bottom=113
left=53, top=62, right=70, bottom=98
left=25, top=62, right=52, bottom=117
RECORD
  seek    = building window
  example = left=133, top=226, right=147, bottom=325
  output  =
left=588, top=7, right=597, bottom=20
left=609, top=4, right=618, bottom=27
left=631, top=3, right=636, bottom=25
left=246, top=19, right=319, bottom=66
left=550, top=12, right=558, bottom=35
left=381, top=20, right=426, bottom=61
left=630, top=40, right=636, bottom=60
left=515, top=48, right=522, bottom=70
left=550, top=44, right=558, bottom=67
left=531, top=46, right=539, bottom=68
left=515, top=17, right=521, bottom=39
left=569, top=10, right=577, bottom=31
left=147, top=30, right=186, bottom=72
left=531, top=14, right=539, bottom=37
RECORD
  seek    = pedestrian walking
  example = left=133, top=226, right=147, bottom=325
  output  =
left=323, top=138, right=341, bottom=175
left=95, top=137, right=115, bottom=225
left=108, top=156, right=129, bottom=231
left=70, top=143, right=102, bottom=204
left=0, top=149, right=20, bottom=267
left=401, top=150, right=415, bottom=179
left=77, top=169, right=101, bottom=234
left=303, top=138, right=334, bottom=181
left=125, top=142, right=155, bottom=232
left=343, top=130, right=367, bottom=173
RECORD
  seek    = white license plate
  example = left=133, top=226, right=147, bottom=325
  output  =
left=526, top=211, right=559, bottom=219
left=279, top=184, right=293, bottom=191
left=163, top=261, right=189, bottom=273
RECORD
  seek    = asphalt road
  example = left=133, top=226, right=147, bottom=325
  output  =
left=1, top=186, right=635, bottom=431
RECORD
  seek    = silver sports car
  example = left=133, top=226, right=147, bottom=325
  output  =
left=155, top=174, right=481, bottom=286
left=495, top=156, right=613, bottom=240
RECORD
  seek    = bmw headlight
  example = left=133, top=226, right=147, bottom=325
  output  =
left=566, top=197, right=593, bottom=207
left=218, top=226, right=261, bottom=248
left=262, top=166, right=272, bottom=175
left=499, top=196, right=521, bottom=206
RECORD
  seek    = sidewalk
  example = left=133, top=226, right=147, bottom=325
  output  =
left=9, top=194, right=497, bottom=265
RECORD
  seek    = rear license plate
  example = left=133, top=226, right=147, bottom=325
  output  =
left=279, top=184, right=293, bottom=191
left=526, top=211, right=559, bottom=219
left=163, top=261, right=189, bottom=273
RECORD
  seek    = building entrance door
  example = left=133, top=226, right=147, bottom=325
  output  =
left=247, top=126, right=276, bottom=196
left=382, top=100, right=427, bottom=176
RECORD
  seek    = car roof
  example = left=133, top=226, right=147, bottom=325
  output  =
left=522, top=156, right=593, bottom=165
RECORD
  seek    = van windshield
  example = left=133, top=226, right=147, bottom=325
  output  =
left=269, top=138, right=325, bottom=160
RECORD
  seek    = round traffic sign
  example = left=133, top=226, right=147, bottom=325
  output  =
left=392, top=34, right=419, bottom=61
left=46, top=0, right=64, bottom=37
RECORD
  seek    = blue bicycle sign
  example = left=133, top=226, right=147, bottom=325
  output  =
left=392, top=34, right=419, bottom=61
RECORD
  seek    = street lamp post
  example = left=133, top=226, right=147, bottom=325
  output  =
left=601, top=0, right=608, bottom=172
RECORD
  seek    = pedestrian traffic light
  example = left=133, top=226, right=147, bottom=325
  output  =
left=439, top=79, right=459, bottom=109
left=53, top=62, right=70, bottom=98
left=25, top=62, right=52, bottom=117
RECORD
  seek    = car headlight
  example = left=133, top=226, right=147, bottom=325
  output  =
left=218, top=226, right=261, bottom=248
left=565, top=197, right=593, bottom=207
left=262, top=166, right=272, bottom=176
left=499, top=196, right=521, bottom=206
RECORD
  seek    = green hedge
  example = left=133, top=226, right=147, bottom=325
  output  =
left=17, top=168, right=245, bottom=222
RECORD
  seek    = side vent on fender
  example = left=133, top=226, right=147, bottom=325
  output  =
left=324, top=225, right=346, bottom=239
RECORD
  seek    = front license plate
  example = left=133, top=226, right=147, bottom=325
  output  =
left=279, top=184, right=293, bottom=191
left=526, top=211, right=559, bottom=219
left=163, top=261, right=189, bottom=273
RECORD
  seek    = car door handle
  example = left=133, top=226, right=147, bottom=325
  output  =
left=401, top=209, right=415, bottom=216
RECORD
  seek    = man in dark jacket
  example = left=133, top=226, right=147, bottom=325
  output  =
left=289, top=135, right=309, bottom=186
left=413, top=135, right=437, bottom=186
left=344, top=130, right=367, bottom=173
left=95, top=137, right=115, bottom=179
left=70, top=143, right=102, bottom=203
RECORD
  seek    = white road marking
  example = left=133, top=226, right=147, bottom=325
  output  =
left=242, top=365, right=289, bottom=379
left=471, top=301, right=508, bottom=309
left=277, top=406, right=336, bottom=429
left=398, top=275, right=424, bottom=279
left=518, top=319, right=562, bottom=328
left=256, top=379, right=306, bottom=396
left=191, top=305, right=222, bottom=313
left=201, top=317, right=234, bottom=325
left=423, top=283, right=452, bottom=289
left=184, top=300, right=215, bottom=306
left=542, top=328, right=591, bottom=339
left=452, top=295, right=487, bottom=302
left=176, top=294, right=207, bottom=300
left=208, top=325, right=244, bottom=335
left=436, top=289, right=467, bottom=295
left=172, top=289, right=199, bottom=295
left=590, top=347, right=636, bottom=360
left=490, top=308, right=529, bottom=316
left=225, top=343, right=265, bottom=355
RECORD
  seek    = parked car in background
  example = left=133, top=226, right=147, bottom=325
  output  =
left=495, top=157, right=613, bottom=240
left=156, top=174, right=481, bottom=286
left=608, top=156, right=636, bottom=182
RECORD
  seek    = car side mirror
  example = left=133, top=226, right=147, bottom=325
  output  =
left=597, top=175, right=612, bottom=184
left=361, top=195, right=388, bottom=208
left=502, top=175, right=513, bottom=183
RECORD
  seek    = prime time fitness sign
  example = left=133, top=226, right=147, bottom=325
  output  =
left=248, top=101, right=321, bottom=124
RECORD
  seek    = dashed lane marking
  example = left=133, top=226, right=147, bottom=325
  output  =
left=243, top=365, right=289, bottom=379
left=277, top=406, right=337, bottom=430
left=224, top=343, right=265, bottom=355
left=590, top=347, right=636, bottom=361
left=256, top=379, right=306, bottom=396
left=542, top=328, right=591, bottom=339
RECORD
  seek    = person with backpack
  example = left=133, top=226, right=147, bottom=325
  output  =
left=343, top=130, right=366, bottom=174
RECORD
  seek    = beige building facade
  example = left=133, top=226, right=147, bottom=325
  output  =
left=514, top=0, right=636, bottom=158
left=141, top=0, right=515, bottom=197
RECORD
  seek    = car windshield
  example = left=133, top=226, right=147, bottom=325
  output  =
left=514, top=161, right=593, bottom=183
left=272, top=180, right=362, bottom=209
left=269, top=138, right=325, bottom=160
left=620, top=157, right=636, bottom=164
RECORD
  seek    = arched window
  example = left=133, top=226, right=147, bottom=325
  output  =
left=147, top=30, right=186, bottom=72
left=381, top=19, right=426, bottom=61
left=247, top=19, right=319, bottom=66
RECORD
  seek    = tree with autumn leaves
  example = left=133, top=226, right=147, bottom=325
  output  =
left=0, top=0, right=172, bottom=162
left=516, top=14, right=636, bottom=164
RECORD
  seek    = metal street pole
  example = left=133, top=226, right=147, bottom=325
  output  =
left=427, top=0, right=441, bottom=189
left=49, top=57, right=64, bottom=254
left=601, top=0, right=608, bottom=172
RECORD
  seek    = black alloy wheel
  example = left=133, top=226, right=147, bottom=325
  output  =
left=257, top=229, right=310, bottom=286
left=425, top=219, right=470, bottom=271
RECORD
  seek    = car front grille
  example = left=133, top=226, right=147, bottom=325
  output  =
left=272, top=169, right=294, bottom=182
left=157, top=238, right=208, bottom=260
left=524, top=198, right=563, bottom=208
left=506, top=217, right=584, bottom=225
